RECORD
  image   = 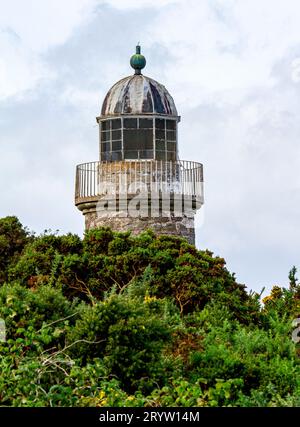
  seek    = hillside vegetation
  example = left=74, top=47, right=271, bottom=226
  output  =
left=0, top=216, right=299, bottom=407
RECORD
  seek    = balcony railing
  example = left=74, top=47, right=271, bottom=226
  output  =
left=75, top=160, right=204, bottom=205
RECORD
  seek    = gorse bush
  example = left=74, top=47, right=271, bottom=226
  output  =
left=0, top=216, right=299, bottom=407
left=0, top=216, right=32, bottom=284
left=66, top=292, right=174, bottom=393
left=8, top=227, right=259, bottom=321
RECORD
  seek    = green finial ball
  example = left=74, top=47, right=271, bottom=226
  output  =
left=130, top=45, right=146, bottom=74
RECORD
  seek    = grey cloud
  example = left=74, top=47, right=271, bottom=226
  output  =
left=1, top=27, right=21, bottom=42
left=0, top=4, right=163, bottom=236
left=186, top=50, right=300, bottom=293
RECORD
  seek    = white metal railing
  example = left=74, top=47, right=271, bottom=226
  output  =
left=75, top=160, right=203, bottom=204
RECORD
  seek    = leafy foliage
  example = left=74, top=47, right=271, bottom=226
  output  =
left=0, top=217, right=299, bottom=407
left=0, top=216, right=32, bottom=284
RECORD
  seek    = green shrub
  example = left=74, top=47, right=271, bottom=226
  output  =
left=0, top=216, right=299, bottom=407
left=66, top=292, right=176, bottom=393
left=0, top=216, right=32, bottom=284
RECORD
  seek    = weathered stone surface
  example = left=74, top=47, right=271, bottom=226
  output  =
left=77, top=199, right=196, bottom=245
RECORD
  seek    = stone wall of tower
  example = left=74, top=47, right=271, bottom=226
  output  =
left=96, top=160, right=181, bottom=196
left=75, top=159, right=202, bottom=246
left=81, top=203, right=195, bottom=245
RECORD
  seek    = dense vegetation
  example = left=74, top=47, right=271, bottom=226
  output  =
left=0, top=215, right=299, bottom=407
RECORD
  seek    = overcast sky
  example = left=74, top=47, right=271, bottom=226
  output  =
left=1, top=0, right=300, bottom=294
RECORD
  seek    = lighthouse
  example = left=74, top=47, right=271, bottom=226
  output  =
left=75, top=46, right=204, bottom=245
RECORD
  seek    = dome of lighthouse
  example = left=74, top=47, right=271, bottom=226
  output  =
left=97, top=46, right=180, bottom=163
left=100, top=74, right=178, bottom=117
left=100, top=45, right=178, bottom=118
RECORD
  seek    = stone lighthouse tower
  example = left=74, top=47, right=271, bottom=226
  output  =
left=75, top=46, right=203, bottom=244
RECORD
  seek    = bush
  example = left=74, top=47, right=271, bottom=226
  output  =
left=0, top=216, right=31, bottom=284
left=66, top=291, right=176, bottom=393
left=0, top=216, right=299, bottom=407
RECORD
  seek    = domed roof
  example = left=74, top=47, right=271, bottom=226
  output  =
left=101, top=74, right=178, bottom=118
